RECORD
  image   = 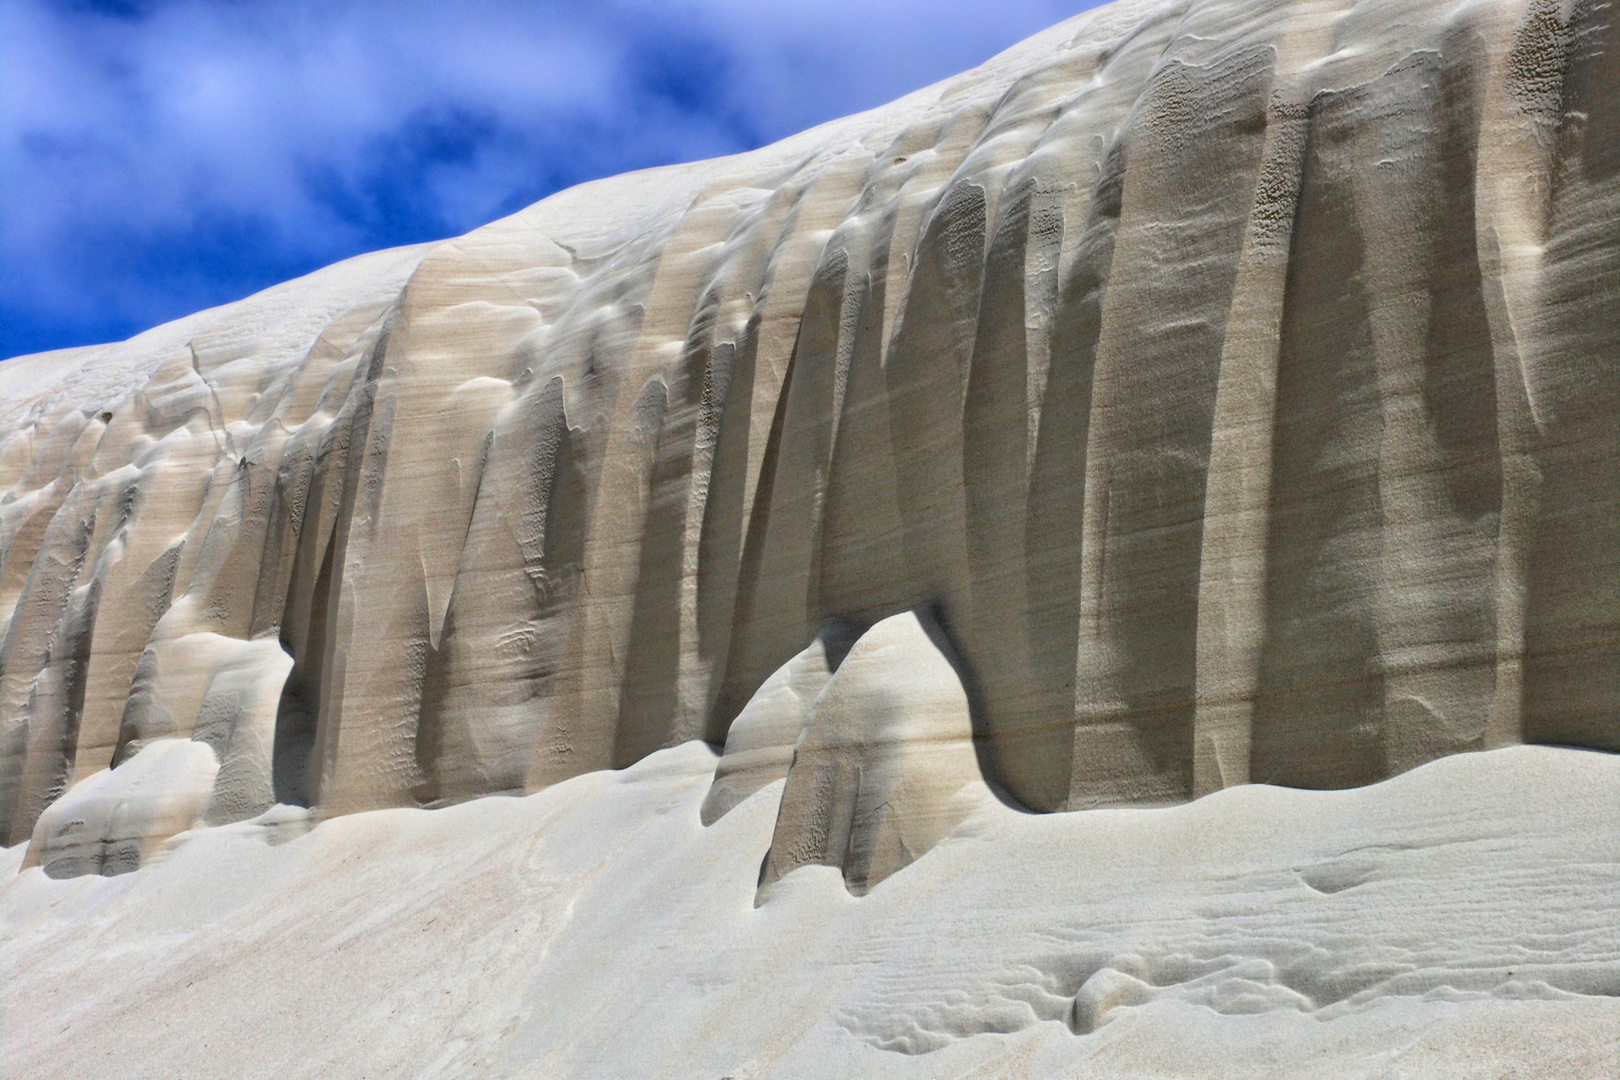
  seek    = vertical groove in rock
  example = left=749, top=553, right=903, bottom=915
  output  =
left=714, top=153, right=902, bottom=730
left=1252, top=84, right=1387, bottom=790
left=1473, top=0, right=1562, bottom=750
left=1520, top=0, right=1619, bottom=751
left=1192, top=90, right=1309, bottom=797
left=816, top=219, right=905, bottom=630
left=306, top=316, right=398, bottom=811
left=885, top=178, right=987, bottom=615
left=1072, top=47, right=1275, bottom=808
left=961, top=180, right=1037, bottom=791
left=425, top=377, right=575, bottom=803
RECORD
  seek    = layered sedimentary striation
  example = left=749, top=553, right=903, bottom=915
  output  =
left=0, top=0, right=1615, bottom=881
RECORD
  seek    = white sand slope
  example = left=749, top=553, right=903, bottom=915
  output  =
left=3, top=743, right=1615, bottom=1078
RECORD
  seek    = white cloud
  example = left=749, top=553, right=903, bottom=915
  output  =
left=0, top=0, right=1093, bottom=356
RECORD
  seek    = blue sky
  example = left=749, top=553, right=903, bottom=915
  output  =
left=1, top=0, right=1097, bottom=360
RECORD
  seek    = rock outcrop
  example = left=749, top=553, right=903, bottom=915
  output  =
left=700, top=623, right=857, bottom=826
left=0, top=0, right=1616, bottom=882
left=757, top=609, right=989, bottom=895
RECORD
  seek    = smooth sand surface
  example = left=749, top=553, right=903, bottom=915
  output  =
left=4, top=743, right=1615, bottom=1078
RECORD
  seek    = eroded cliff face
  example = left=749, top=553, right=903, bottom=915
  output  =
left=0, top=0, right=1614, bottom=881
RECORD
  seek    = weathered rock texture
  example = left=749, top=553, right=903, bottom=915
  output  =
left=700, top=623, right=857, bottom=826
left=0, top=0, right=1615, bottom=881
left=757, top=609, right=989, bottom=896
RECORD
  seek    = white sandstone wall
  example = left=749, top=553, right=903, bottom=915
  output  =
left=0, top=0, right=1613, bottom=879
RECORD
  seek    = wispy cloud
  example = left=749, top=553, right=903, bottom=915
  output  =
left=1, top=0, right=1095, bottom=358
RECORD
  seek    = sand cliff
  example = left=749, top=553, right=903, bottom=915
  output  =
left=2, top=0, right=1617, bottom=1073
left=4, top=0, right=1615, bottom=879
